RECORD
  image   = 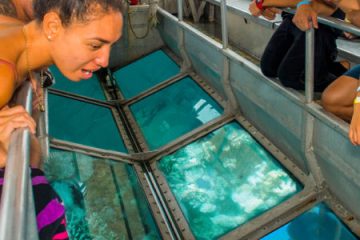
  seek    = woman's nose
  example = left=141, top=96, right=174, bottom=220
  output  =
left=95, top=47, right=110, bottom=67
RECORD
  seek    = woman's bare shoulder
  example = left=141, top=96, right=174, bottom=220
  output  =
left=0, top=15, right=23, bottom=25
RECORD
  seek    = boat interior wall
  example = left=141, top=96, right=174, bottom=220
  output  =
left=156, top=16, right=182, bottom=58
left=156, top=5, right=360, bottom=222
left=313, top=119, right=360, bottom=218
left=227, top=12, right=275, bottom=60
left=229, top=62, right=308, bottom=173
left=185, top=33, right=227, bottom=98
left=109, top=4, right=164, bottom=68
left=319, top=155, right=360, bottom=221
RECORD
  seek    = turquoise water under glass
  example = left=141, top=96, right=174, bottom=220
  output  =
left=48, top=94, right=127, bottom=152
left=47, top=49, right=358, bottom=239
left=130, top=77, right=223, bottom=150
left=46, top=148, right=160, bottom=240
left=158, top=122, right=302, bottom=239
left=49, top=65, right=106, bottom=100
left=113, top=50, right=180, bottom=99
left=261, top=203, right=358, bottom=240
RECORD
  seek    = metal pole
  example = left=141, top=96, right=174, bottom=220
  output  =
left=305, top=25, right=315, bottom=103
left=220, top=0, right=228, bottom=49
left=0, top=82, right=39, bottom=240
left=177, top=0, right=183, bottom=21
left=303, top=25, right=325, bottom=187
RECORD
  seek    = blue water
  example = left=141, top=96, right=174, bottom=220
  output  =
left=158, top=122, right=302, bottom=239
left=130, top=77, right=223, bottom=150
left=48, top=94, right=127, bottom=152
left=45, top=148, right=161, bottom=239
left=49, top=65, right=106, bottom=100
left=47, top=49, right=359, bottom=240
left=262, top=203, right=358, bottom=240
left=113, top=50, right=180, bottom=99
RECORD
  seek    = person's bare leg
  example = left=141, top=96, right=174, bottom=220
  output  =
left=321, top=75, right=358, bottom=121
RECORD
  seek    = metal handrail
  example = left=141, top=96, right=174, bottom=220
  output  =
left=284, top=8, right=360, bottom=36
left=0, top=81, right=39, bottom=240
left=309, top=12, right=360, bottom=37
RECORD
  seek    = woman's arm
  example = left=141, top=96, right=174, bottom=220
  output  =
left=249, top=0, right=299, bottom=20
left=337, top=0, right=360, bottom=12
left=347, top=9, right=360, bottom=27
left=293, top=0, right=337, bottom=31
left=0, top=63, right=16, bottom=109
left=262, top=0, right=301, bottom=8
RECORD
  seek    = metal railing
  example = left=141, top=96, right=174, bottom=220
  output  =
left=0, top=81, right=39, bottom=240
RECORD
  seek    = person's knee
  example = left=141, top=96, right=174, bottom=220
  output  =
left=278, top=69, right=304, bottom=90
left=321, top=89, right=338, bottom=113
left=260, top=59, right=276, bottom=77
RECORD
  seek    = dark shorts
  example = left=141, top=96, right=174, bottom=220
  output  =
left=0, top=168, right=68, bottom=240
left=343, top=65, right=360, bottom=79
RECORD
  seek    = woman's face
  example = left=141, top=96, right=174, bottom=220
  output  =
left=51, top=11, right=123, bottom=81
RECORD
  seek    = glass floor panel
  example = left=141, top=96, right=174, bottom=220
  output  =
left=157, top=122, right=302, bottom=239
left=49, top=65, right=106, bottom=101
left=261, top=203, right=358, bottom=240
left=49, top=94, right=127, bottom=152
left=113, top=50, right=180, bottom=99
left=45, top=149, right=160, bottom=239
left=130, top=77, right=223, bottom=150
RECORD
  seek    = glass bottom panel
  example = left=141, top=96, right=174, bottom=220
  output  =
left=130, top=77, right=223, bottom=150
left=262, top=203, right=358, bottom=240
left=46, top=148, right=160, bottom=239
left=49, top=94, right=127, bottom=153
left=157, top=122, right=302, bottom=239
left=114, top=50, right=180, bottom=99
left=49, top=65, right=106, bottom=101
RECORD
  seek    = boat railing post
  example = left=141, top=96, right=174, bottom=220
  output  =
left=0, top=82, right=39, bottom=240
left=220, top=0, right=242, bottom=114
left=176, top=0, right=192, bottom=72
left=303, top=23, right=326, bottom=188
left=305, top=24, right=315, bottom=103
left=220, top=0, right=228, bottom=49
left=177, top=0, right=183, bottom=21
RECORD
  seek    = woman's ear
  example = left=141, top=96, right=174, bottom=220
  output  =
left=42, top=12, right=62, bottom=40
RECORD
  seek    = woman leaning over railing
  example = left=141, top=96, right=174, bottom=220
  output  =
left=0, top=0, right=125, bottom=238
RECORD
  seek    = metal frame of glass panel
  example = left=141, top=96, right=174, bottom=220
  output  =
left=155, top=2, right=360, bottom=238
left=48, top=75, right=175, bottom=238
left=104, top=48, right=342, bottom=239
left=47, top=47, right=360, bottom=239
left=98, top=71, right=184, bottom=238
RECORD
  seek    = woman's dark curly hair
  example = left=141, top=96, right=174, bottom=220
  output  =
left=33, top=0, right=123, bottom=26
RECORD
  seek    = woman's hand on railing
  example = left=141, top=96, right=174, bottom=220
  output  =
left=262, top=8, right=280, bottom=20
left=249, top=0, right=263, bottom=17
left=0, top=105, right=36, bottom=168
left=293, top=4, right=319, bottom=31
left=349, top=104, right=360, bottom=146
left=249, top=0, right=280, bottom=20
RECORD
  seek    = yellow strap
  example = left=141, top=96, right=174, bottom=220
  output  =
left=354, top=96, right=360, bottom=104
